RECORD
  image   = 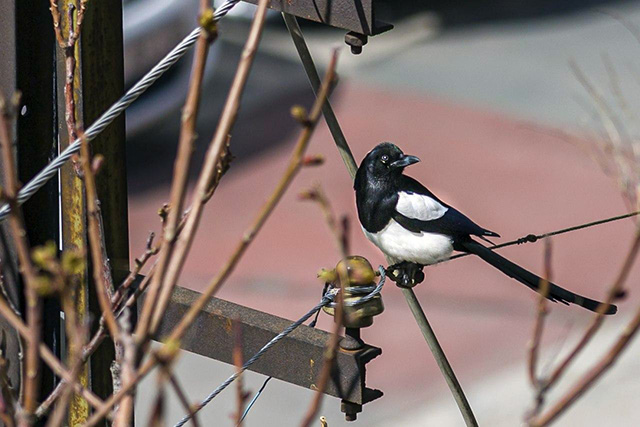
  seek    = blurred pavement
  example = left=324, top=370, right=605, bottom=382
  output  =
left=132, top=2, right=640, bottom=425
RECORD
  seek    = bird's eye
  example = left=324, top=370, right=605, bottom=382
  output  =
left=381, top=155, right=389, bottom=164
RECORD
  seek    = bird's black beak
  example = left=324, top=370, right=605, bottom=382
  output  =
left=390, top=155, right=420, bottom=169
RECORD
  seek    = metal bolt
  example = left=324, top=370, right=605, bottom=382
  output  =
left=344, top=32, right=368, bottom=55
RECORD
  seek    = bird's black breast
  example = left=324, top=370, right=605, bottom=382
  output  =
left=354, top=168, right=397, bottom=233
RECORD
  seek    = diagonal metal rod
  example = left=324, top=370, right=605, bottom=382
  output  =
left=401, top=287, right=478, bottom=426
left=282, top=12, right=358, bottom=180
left=283, top=12, right=478, bottom=426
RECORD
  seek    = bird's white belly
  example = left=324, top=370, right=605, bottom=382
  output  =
left=363, top=219, right=454, bottom=265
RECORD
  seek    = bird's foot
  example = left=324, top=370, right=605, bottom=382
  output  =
left=387, top=262, right=425, bottom=288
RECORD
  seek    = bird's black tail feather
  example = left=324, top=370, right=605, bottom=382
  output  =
left=460, top=240, right=617, bottom=315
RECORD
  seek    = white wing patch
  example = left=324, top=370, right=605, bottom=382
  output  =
left=396, top=191, right=448, bottom=221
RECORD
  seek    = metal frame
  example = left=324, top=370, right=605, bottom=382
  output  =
left=242, top=0, right=391, bottom=35
left=149, top=286, right=383, bottom=409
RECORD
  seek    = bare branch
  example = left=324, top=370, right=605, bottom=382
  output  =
left=146, top=0, right=270, bottom=338
left=299, top=184, right=348, bottom=257
left=0, top=95, right=43, bottom=419
left=233, top=324, right=248, bottom=427
left=137, top=0, right=219, bottom=343
left=169, top=373, right=200, bottom=427
left=83, top=39, right=339, bottom=427
left=531, top=302, right=640, bottom=426
left=526, top=239, right=553, bottom=420
left=78, top=133, right=120, bottom=340
left=542, top=229, right=640, bottom=391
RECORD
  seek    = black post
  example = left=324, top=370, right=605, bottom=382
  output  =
left=0, top=0, right=59, bottom=408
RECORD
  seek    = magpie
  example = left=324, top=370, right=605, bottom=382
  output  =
left=354, top=142, right=616, bottom=314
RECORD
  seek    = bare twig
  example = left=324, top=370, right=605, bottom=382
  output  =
left=0, top=96, right=43, bottom=421
left=233, top=324, right=248, bottom=427
left=0, top=286, right=103, bottom=412
left=137, top=0, right=218, bottom=343
left=299, top=185, right=347, bottom=427
left=113, top=309, right=136, bottom=427
left=48, top=0, right=66, bottom=47
left=169, top=372, right=200, bottom=427
left=542, top=229, right=640, bottom=391
left=526, top=239, right=553, bottom=420
left=531, top=302, right=640, bottom=426
left=83, top=42, right=339, bottom=427
left=300, top=271, right=345, bottom=427
left=147, top=0, right=270, bottom=338
left=167, top=48, right=339, bottom=349
left=299, top=184, right=349, bottom=256
left=78, top=133, right=120, bottom=340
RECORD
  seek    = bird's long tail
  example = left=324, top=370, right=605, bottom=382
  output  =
left=459, top=240, right=617, bottom=314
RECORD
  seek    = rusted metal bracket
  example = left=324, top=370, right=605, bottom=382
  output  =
left=242, top=0, right=393, bottom=53
left=146, top=286, right=383, bottom=419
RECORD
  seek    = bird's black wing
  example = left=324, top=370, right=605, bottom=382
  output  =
left=394, top=175, right=500, bottom=239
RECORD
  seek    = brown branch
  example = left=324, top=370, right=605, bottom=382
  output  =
left=527, top=229, right=640, bottom=425
left=147, top=0, right=270, bottom=338
left=136, top=0, right=218, bottom=343
left=83, top=42, right=339, bottom=427
left=36, top=230, right=160, bottom=419
left=0, top=288, right=103, bottom=413
left=531, top=302, right=640, bottom=426
left=168, top=372, right=200, bottom=427
left=44, top=265, right=90, bottom=427
left=113, top=308, right=136, bottom=427
left=78, top=134, right=120, bottom=340
left=541, top=229, right=640, bottom=391
left=526, top=239, right=553, bottom=420
left=68, top=0, right=88, bottom=46
left=48, top=0, right=66, bottom=47
left=233, top=324, right=248, bottom=427
left=166, top=47, right=338, bottom=347
left=300, top=273, right=344, bottom=427
left=299, top=180, right=347, bottom=427
left=299, top=184, right=348, bottom=256
left=0, top=96, right=43, bottom=420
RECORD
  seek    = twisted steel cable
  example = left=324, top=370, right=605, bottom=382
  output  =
left=0, top=0, right=240, bottom=222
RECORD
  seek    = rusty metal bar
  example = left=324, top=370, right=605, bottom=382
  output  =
left=243, top=0, right=391, bottom=35
left=56, top=0, right=128, bottom=424
left=148, top=286, right=383, bottom=407
left=56, top=2, right=92, bottom=422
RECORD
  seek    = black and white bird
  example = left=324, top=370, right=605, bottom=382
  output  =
left=354, top=142, right=616, bottom=314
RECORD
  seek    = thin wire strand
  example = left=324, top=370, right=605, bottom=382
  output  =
left=447, top=210, right=640, bottom=261
left=0, top=0, right=240, bottom=222
left=237, top=281, right=328, bottom=424
left=174, top=267, right=387, bottom=427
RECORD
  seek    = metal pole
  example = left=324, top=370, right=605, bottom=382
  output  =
left=401, top=287, right=478, bottom=426
left=0, top=0, right=59, bottom=405
left=282, top=12, right=358, bottom=180
left=283, top=13, right=478, bottom=425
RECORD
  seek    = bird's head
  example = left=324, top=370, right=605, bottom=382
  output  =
left=359, top=142, right=420, bottom=180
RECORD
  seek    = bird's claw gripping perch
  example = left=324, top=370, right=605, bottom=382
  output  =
left=387, top=262, right=425, bottom=288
